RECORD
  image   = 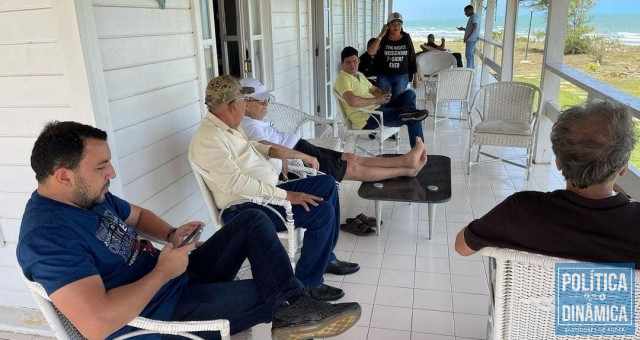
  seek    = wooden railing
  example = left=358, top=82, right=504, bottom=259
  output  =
left=477, top=37, right=504, bottom=80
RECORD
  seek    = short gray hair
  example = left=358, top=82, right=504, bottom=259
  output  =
left=551, top=101, right=637, bottom=188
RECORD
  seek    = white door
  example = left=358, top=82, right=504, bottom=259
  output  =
left=217, top=0, right=265, bottom=83
left=313, top=0, right=334, bottom=119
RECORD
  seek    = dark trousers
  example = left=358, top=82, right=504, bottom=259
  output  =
left=376, top=73, right=410, bottom=101
left=167, top=209, right=303, bottom=339
left=222, top=175, right=340, bottom=287
left=293, top=139, right=347, bottom=181
left=452, top=52, right=464, bottom=67
left=363, top=89, right=425, bottom=148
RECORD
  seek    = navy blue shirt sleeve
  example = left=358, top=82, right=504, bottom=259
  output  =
left=105, top=192, right=131, bottom=222
left=19, top=220, right=99, bottom=295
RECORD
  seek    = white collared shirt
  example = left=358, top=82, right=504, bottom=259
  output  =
left=240, top=116, right=301, bottom=149
left=189, top=113, right=287, bottom=209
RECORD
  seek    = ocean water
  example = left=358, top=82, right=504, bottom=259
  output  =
left=403, top=13, right=640, bottom=45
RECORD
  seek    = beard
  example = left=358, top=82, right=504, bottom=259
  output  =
left=72, top=176, right=108, bottom=209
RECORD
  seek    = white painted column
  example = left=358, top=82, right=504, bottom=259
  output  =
left=72, top=0, right=124, bottom=196
left=500, top=0, right=518, bottom=81
left=534, top=0, right=569, bottom=163
left=481, top=0, right=496, bottom=85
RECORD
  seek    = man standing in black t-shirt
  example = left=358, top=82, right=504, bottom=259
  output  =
left=455, top=101, right=640, bottom=267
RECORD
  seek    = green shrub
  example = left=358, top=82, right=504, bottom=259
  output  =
left=533, top=29, right=546, bottom=42
left=565, top=33, right=592, bottom=55
left=590, top=35, right=621, bottom=64
left=492, top=29, right=504, bottom=42
left=587, top=61, right=600, bottom=72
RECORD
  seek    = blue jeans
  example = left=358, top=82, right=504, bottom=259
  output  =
left=222, top=175, right=340, bottom=287
left=363, top=89, right=425, bottom=148
left=167, top=210, right=303, bottom=339
left=465, top=40, right=477, bottom=68
left=376, top=73, right=409, bottom=101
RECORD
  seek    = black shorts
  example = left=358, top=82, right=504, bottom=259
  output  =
left=293, top=139, right=347, bottom=182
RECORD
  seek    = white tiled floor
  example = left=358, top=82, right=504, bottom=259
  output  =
left=0, top=331, right=50, bottom=340
left=243, top=92, right=565, bottom=340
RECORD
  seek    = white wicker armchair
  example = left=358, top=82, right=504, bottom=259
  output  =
left=189, top=157, right=303, bottom=268
left=425, top=68, right=476, bottom=130
left=479, top=247, right=640, bottom=340
left=20, top=271, right=231, bottom=340
left=467, top=82, right=541, bottom=180
left=333, top=88, right=400, bottom=156
left=267, top=102, right=341, bottom=151
left=417, top=51, right=457, bottom=88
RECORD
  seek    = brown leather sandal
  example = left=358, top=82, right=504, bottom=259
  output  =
left=340, top=218, right=375, bottom=236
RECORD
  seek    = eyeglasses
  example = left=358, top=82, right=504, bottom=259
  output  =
left=248, top=98, right=270, bottom=105
left=228, top=97, right=249, bottom=106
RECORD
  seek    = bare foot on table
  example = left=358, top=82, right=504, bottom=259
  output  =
left=408, top=149, right=428, bottom=177
left=405, top=137, right=426, bottom=168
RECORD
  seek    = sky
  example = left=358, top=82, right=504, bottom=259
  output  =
left=394, top=0, right=640, bottom=21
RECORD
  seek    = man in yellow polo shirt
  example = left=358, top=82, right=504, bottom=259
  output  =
left=335, top=46, right=427, bottom=148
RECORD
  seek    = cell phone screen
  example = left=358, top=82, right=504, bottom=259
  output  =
left=179, top=225, right=203, bottom=247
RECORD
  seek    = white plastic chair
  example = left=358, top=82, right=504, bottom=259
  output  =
left=333, top=88, right=400, bottom=156
left=20, top=272, right=231, bottom=340
left=479, top=247, right=640, bottom=340
left=267, top=102, right=342, bottom=151
left=189, top=157, right=303, bottom=268
left=467, top=82, right=541, bottom=180
left=425, top=68, right=476, bottom=130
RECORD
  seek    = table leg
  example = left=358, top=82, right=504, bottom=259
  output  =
left=375, top=200, right=382, bottom=236
left=428, top=203, right=436, bottom=240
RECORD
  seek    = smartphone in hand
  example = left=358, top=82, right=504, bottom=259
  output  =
left=179, top=225, right=203, bottom=247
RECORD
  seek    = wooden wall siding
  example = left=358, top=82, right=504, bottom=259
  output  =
left=118, top=126, right=196, bottom=191
left=0, top=0, right=78, bottom=308
left=271, top=0, right=301, bottom=109
left=0, top=8, right=57, bottom=43
left=92, top=0, right=208, bottom=229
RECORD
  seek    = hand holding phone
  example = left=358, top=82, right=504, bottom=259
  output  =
left=179, top=225, right=203, bottom=247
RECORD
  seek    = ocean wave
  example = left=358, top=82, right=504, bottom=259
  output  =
left=407, top=27, right=640, bottom=45
left=618, top=31, right=640, bottom=45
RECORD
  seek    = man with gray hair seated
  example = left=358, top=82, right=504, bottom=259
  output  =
left=455, top=101, right=640, bottom=266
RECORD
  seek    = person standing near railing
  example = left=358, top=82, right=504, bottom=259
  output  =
left=457, top=5, right=479, bottom=68
left=368, top=12, right=419, bottom=100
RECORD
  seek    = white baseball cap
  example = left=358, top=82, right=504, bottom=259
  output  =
left=239, top=78, right=272, bottom=100
left=387, top=12, right=403, bottom=24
